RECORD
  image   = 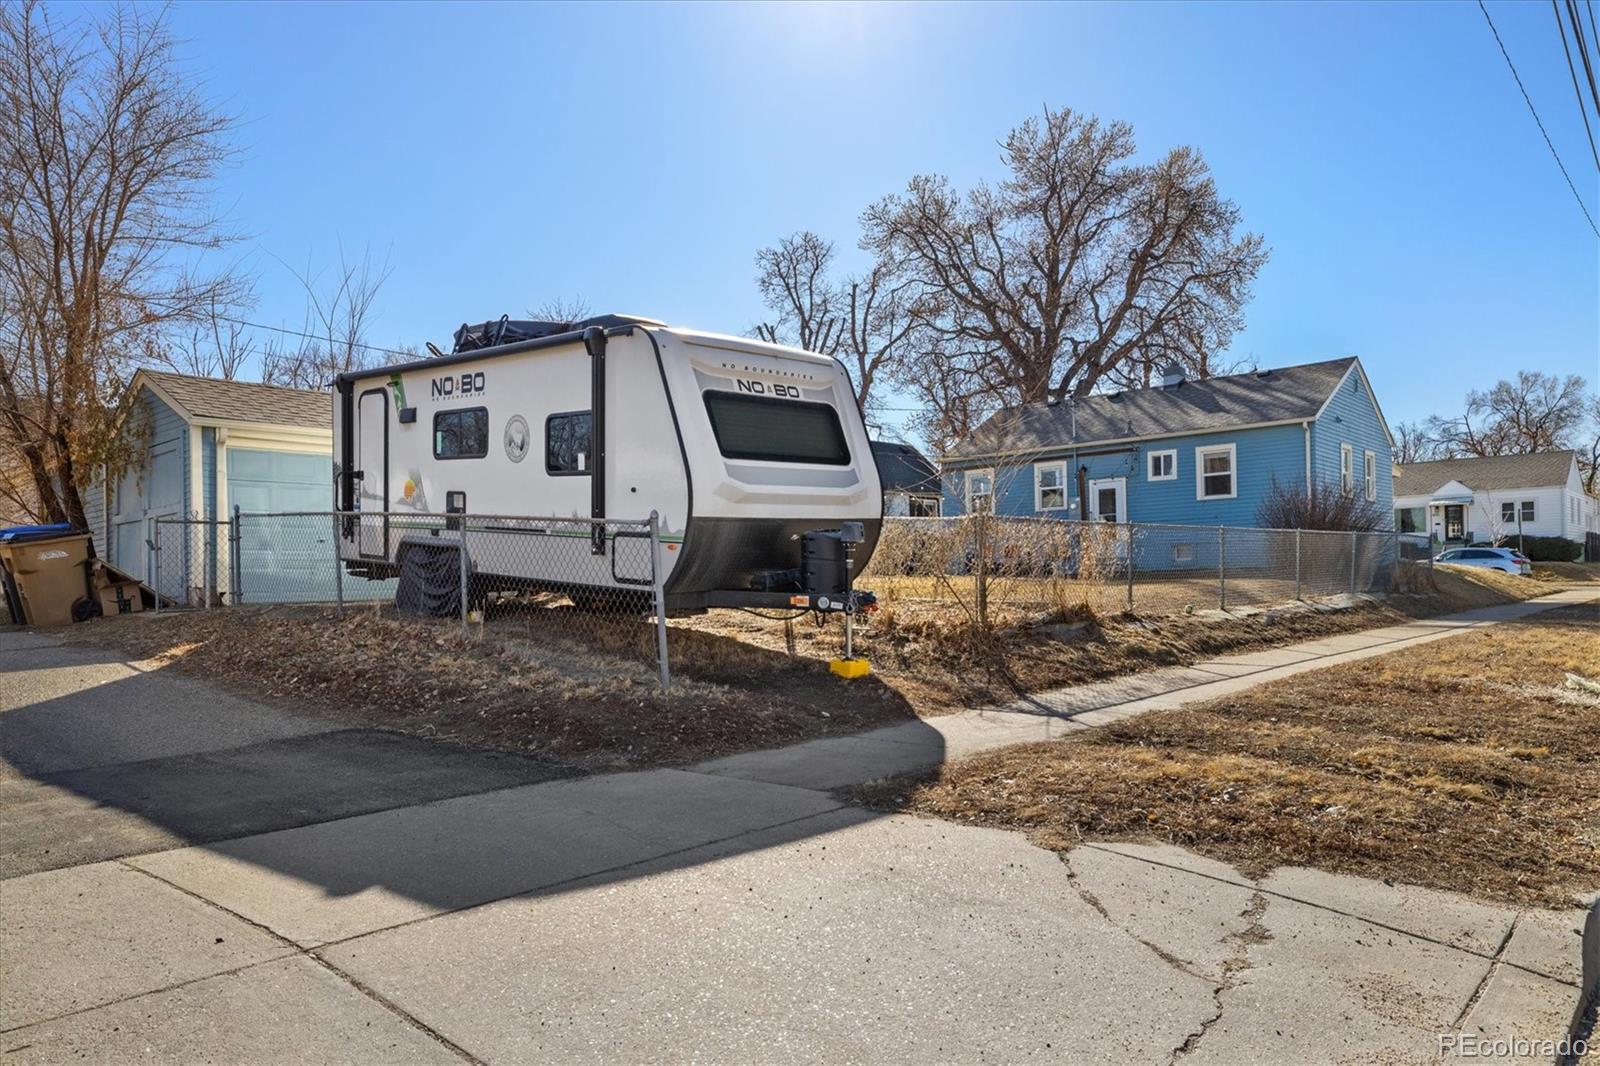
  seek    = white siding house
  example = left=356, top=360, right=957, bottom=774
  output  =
left=1393, top=451, right=1597, bottom=555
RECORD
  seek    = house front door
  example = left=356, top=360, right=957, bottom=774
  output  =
left=1444, top=504, right=1464, bottom=541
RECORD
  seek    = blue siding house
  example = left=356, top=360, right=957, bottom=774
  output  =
left=940, top=358, right=1394, bottom=532
left=82, top=371, right=334, bottom=604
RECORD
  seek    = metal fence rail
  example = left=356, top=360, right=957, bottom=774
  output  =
left=153, top=510, right=672, bottom=691
left=862, top=515, right=1432, bottom=621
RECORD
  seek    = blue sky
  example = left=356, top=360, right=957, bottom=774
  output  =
left=158, top=0, right=1596, bottom=446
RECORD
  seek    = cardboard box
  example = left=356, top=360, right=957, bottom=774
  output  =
left=97, top=581, right=143, bottom=615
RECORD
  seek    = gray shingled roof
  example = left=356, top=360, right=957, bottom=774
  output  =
left=871, top=440, right=940, bottom=495
left=944, top=358, right=1360, bottom=462
left=1394, top=451, right=1577, bottom=496
left=142, top=370, right=332, bottom=430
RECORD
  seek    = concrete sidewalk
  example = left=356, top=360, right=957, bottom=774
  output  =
left=2, top=587, right=1594, bottom=1063
left=691, top=586, right=1600, bottom=791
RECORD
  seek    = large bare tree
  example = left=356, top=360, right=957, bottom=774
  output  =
left=1424, top=371, right=1589, bottom=459
left=0, top=2, right=243, bottom=525
left=860, top=106, right=1267, bottom=440
left=752, top=231, right=922, bottom=430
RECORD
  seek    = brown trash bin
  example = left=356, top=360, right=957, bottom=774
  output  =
left=0, top=533, right=92, bottom=627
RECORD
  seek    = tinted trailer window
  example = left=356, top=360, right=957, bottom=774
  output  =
left=703, top=392, right=850, bottom=465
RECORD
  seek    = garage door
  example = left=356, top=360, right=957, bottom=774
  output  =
left=228, top=448, right=337, bottom=602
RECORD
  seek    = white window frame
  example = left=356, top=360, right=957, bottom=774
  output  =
left=966, top=469, right=994, bottom=514
left=1501, top=501, right=1516, bottom=523
left=1194, top=443, right=1237, bottom=501
left=1519, top=499, right=1535, bottom=523
left=1147, top=449, right=1177, bottom=482
left=1363, top=449, right=1377, bottom=502
left=1340, top=443, right=1354, bottom=495
left=1034, top=461, right=1068, bottom=512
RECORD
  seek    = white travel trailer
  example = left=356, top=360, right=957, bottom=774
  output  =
left=333, top=315, right=882, bottom=614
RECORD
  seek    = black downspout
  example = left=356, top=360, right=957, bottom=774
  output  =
left=584, top=326, right=607, bottom=555
left=336, top=379, right=355, bottom=535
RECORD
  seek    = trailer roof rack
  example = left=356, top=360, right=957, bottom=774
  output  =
left=451, top=314, right=666, bottom=354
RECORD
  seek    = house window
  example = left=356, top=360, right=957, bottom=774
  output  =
left=1501, top=501, right=1516, bottom=523
left=967, top=471, right=994, bottom=514
left=1520, top=500, right=1535, bottom=523
left=1363, top=450, right=1377, bottom=502
left=1147, top=449, right=1176, bottom=482
left=1194, top=444, right=1236, bottom=500
left=433, top=407, right=489, bottom=460
left=546, top=411, right=593, bottom=475
left=1035, top=462, right=1067, bottom=511
left=1340, top=443, right=1354, bottom=495
left=1171, top=543, right=1194, bottom=563
left=909, top=496, right=939, bottom=518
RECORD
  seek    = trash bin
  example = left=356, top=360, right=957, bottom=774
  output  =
left=0, top=525, right=93, bottom=627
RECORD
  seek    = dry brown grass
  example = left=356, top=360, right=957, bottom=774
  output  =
left=860, top=604, right=1600, bottom=908
left=63, top=605, right=916, bottom=772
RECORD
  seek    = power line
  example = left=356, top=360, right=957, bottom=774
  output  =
left=158, top=305, right=418, bottom=361
left=1478, top=0, right=1600, bottom=237
left=1554, top=0, right=1600, bottom=170
left=1564, top=0, right=1600, bottom=119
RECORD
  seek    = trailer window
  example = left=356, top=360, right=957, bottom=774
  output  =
left=702, top=392, right=850, bottom=466
left=546, top=411, right=592, bottom=475
left=433, top=408, right=488, bottom=460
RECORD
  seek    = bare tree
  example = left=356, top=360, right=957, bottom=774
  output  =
left=164, top=298, right=252, bottom=380
left=860, top=106, right=1267, bottom=435
left=0, top=3, right=245, bottom=526
left=1391, top=421, right=1436, bottom=464
left=753, top=232, right=843, bottom=356
left=1583, top=392, right=1600, bottom=494
left=752, top=231, right=923, bottom=429
left=530, top=295, right=592, bottom=324
left=260, top=245, right=393, bottom=390
left=1425, top=371, right=1589, bottom=458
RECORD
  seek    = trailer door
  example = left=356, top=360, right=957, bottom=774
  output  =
left=356, top=388, right=389, bottom=558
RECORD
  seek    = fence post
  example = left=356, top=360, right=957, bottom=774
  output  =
left=1218, top=526, right=1227, bottom=610
left=203, top=519, right=213, bottom=610
left=1125, top=523, right=1134, bottom=613
left=974, top=512, right=989, bottom=628
left=459, top=518, right=469, bottom=637
left=1349, top=530, right=1357, bottom=596
left=232, top=506, right=243, bottom=604
left=152, top=520, right=161, bottom=616
left=1294, top=529, right=1302, bottom=600
left=649, top=511, right=670, bottom=694
left=331, top=511, right=345, bottom=618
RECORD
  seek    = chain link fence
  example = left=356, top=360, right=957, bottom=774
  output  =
left=862, top=515, right=1432, bottom=623
left=153, top=510, right=671, bottom=690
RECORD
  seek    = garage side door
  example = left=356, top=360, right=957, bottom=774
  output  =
left=228, top=448, right=335, bottom=602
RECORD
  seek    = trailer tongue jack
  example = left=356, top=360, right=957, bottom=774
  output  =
left=803, top=522, right=873, bottom=679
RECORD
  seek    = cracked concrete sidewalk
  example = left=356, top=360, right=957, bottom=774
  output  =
left=2, top=588, right=1594, bottom=1063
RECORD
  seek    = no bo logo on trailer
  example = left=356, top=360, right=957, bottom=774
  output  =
left=432, top=372, right=486, bottom=400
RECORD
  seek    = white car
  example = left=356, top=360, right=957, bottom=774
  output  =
left=1434, top=546, right=1532, bottom=576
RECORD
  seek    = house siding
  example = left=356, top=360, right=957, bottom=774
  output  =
left=942, top=423, right=1310, bottom=528
left=1309, top=368, right=1393, bottom=524
left=104, top=386, right=190, bottom=580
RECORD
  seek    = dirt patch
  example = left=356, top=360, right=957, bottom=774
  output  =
left=857, top=604, right=1600, bottom=909
left=62, top=605, right=917, bottom=772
